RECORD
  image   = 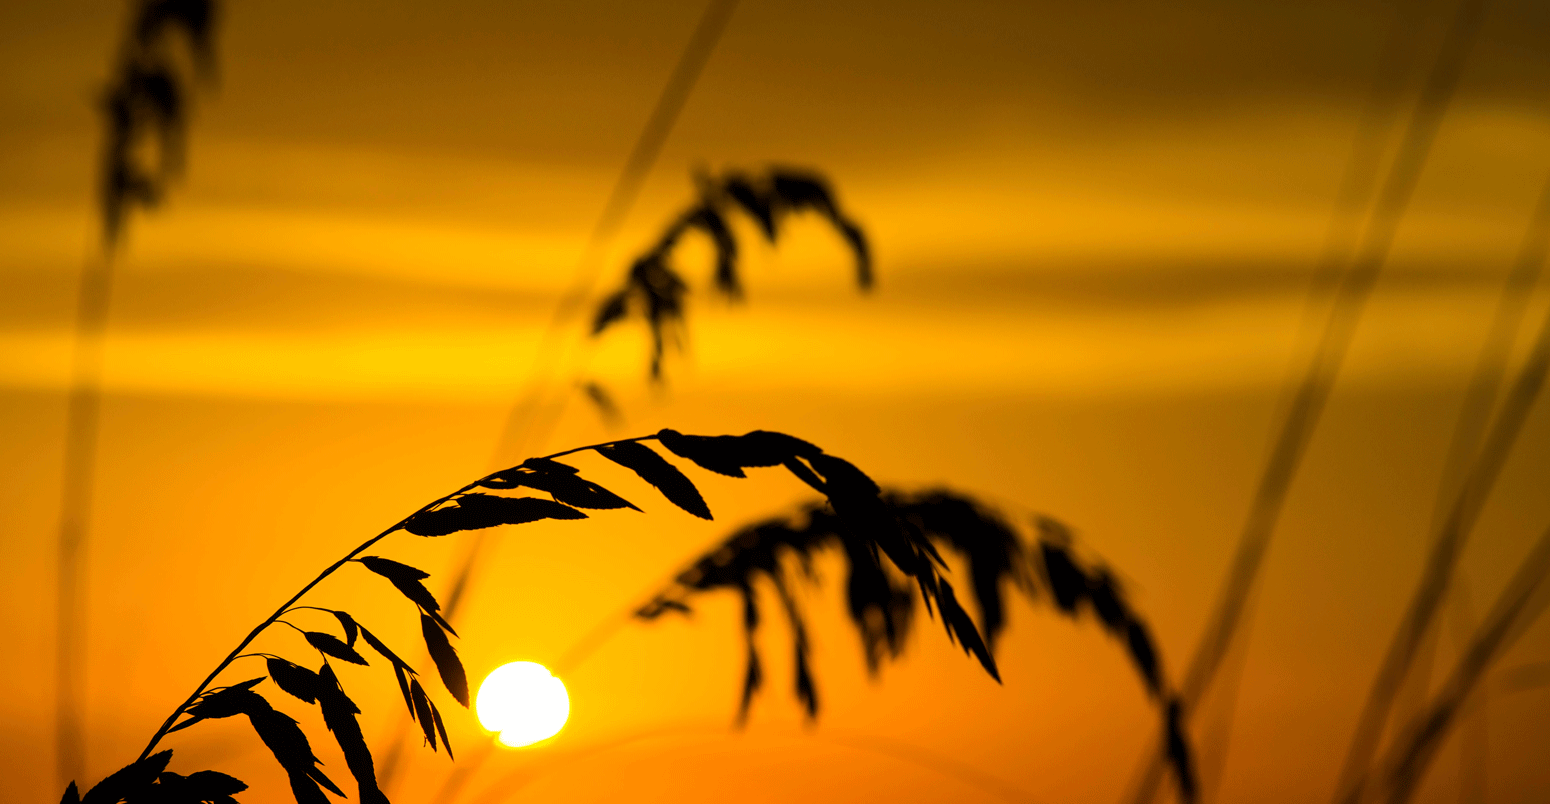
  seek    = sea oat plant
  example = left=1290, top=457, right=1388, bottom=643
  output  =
left=637, top=488, right=1198, bottom=800
left=60, top=430, right=1051, bottom=804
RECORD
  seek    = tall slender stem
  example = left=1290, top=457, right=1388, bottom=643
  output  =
left=1125, top=0, right=1491, bottom=800
left=1365, top=175, right=1550, bottom=801
left=490, top=0, right=740, bottom=467
left=57, top=247, right=116, bottom=786
left=1334, top=232, right=1550, bottom=804
left=1371, top=525, right=1550, bottom=804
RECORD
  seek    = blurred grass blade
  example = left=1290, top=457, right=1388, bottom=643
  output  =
left=1335, top=212, right=1550, bottom=804
left=1366, top=527, right=1550, bottom=804
left=1126, top=0, right=1494, bottom=799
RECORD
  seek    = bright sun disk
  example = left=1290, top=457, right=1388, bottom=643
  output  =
left=475, top=661, right=569, bottom=748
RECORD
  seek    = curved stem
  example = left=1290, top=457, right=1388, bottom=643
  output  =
left=541, top=434, right=659, bottom=463
left=134, top=434, right=658, bottom=763
left=135, top=522, right=403, bottom=762
left=286, top=605, right=339, bottom=616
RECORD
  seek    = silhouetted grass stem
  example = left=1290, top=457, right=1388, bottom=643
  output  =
left=1368, top=526, right=1550, bottom=804
left=1334, top=174, right=1550, bottom=804
left=134, top=435, right=663, bottom=763
left=56, top=250, right=115, bottom=785
left=1334, top=254, right=1550, bottom=804
left=1128, top=0, right=1492, bottom=799
left=487, top=0, right=738, bottom=468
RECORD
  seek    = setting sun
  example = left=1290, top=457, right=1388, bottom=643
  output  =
left=475, top=661, right=571, bottom=748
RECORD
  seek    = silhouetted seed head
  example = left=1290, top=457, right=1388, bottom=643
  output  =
left=591, top=166, right=873, bottom=379
left=633, top=487, right=1195, bottom=802
left=81, top=432, right=1194, bottom=804
left=100, top=0, right=219, bottom=246
left=637, top=490, right=1027, bottom=717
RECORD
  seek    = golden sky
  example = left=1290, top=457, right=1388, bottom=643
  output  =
left=3, top=1, right=1550, bottom=803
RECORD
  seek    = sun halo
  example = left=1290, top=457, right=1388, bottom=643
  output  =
left=475, top=661, right=570, bottom=748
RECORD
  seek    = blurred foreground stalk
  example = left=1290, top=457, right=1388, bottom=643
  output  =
left=55, top=0, right=217, bottom=787
left=1126, top=0, right=1491, bottom=799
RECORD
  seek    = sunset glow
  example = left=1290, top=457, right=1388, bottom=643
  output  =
left=7, top=1, right=1550, bottom=802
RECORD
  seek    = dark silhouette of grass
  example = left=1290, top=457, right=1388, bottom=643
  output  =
left=461, top=163, right=873, bottom=635
left=373, top=3, right=740, bottom=785
left=1360, top=525, right=1550, bottom=804
left=55, top=4, right=1540, bottom=802
left=1333, top=195, right=1550, bottom=804
left=99, top=0, right=218, bottom=245
left=373, top=160, right=878, bottom=792
left=488, top=0, right=740, bottom=467
left=1445, top=579, right=1487, bottom=804
left=1128, top=0, right=1494, bottom=799
left=591, top=166, right=872, bottom=379
left=55, top=0, right=219, bottom=788
left=1316, top=4, right=1502, bottom=799
left=63, top=430, right=1012, bottom=804
left=635, top=489, right=1195, bottom=801
left=1356, top=173, right=1550, bottom=804
left=370, top=0, right=875, bottom=781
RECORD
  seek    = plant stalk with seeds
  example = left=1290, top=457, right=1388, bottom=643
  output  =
left=63, top=429, right=1013, bottom=804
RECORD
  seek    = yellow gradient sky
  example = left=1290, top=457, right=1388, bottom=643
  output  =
left=4, top=1, right=1550, bottom=803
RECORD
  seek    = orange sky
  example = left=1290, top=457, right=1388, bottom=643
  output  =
left=3, top=1, right=1550, bottom=803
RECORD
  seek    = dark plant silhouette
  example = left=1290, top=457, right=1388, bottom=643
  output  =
left=102, top=0, right=219, bottom=246
left=1323, top=183, right=1550, bottom=804
left=63, top=430, right=1008, bottom=804
left=1332, top=172, right=1550, bottom=804
left=591, top=167, right=872, bottom=378
left=1359, top=525, right=1550, bottom=804
left=488, top=0, right=738, bottom=459
left=1128, top=0, right=1492, bottom=799
left=638, top=488, right=1196, bottom=802
left=56, top=0, right=220, bottom=787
